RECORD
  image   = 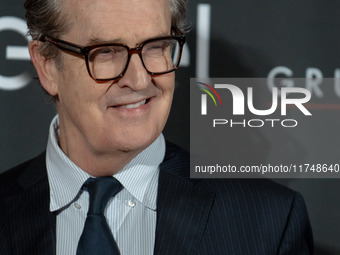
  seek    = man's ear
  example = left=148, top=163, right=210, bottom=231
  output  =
left=28, top=40, right=59, bottom=96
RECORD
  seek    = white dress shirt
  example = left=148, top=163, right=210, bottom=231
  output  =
left=46, top=115, right=165, bottom=255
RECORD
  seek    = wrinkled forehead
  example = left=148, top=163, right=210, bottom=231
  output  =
left=61, top=0, right=172, bottom=44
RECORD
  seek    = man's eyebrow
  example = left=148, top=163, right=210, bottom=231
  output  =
left=87, top=37, right=124, bottom=45
left=86, top=33, right=171, bottom=46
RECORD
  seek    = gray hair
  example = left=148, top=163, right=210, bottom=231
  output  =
left=25, top=0, right=69, bottom=60
left=169, top=0, right=190, bottom=35
left=25, top=0, right=189, bottom=60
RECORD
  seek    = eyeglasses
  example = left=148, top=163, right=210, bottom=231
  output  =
left=39, top=34, right=186, bottom=82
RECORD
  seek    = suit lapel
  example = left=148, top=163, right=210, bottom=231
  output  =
left=154, top=143, right=215, bottom=255
left=6, top=153, right=56, bottom=255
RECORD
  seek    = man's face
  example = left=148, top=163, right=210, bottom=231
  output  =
left=53, top=0, right=174, bottom=167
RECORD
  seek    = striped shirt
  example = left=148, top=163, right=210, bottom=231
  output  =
left=46, top=115, right=165, bottom=255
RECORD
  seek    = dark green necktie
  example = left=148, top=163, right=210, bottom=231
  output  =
left=76, top=177, right=123, bottom=255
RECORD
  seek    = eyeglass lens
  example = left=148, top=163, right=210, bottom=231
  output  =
left=88, top=38, right=181, bottom=80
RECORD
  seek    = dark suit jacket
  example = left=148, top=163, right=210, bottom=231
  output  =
left=0, top=142, right=313, bottom=255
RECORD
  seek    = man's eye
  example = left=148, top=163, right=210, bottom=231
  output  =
left=90, top=47, right=125, bottom=61
left=145, top=46, right=163, bottom=53
left=99, top=49, right=113, bottom=54
left=145, top=41, right=171, bottom=53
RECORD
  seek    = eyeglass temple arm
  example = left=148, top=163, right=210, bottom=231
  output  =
left=39, top=35, right=85, bottom=56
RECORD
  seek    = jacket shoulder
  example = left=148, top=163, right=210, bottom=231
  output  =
left=0, top=152, right=46, bottom=199
left=196, top=177, right=299, bottom=218
left=0, top=152, right=54, bottom=255
left=198, top=177, right=295, bottom=200
left=195, top=178, right=313, bottom=254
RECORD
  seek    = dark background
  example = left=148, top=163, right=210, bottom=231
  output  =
left=1, top=1, right=339, bottom=254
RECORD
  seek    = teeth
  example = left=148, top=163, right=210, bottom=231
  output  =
left=122, top=99, right=146, bottom=109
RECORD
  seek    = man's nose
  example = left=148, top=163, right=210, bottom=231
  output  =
left=116, top=54, right=151, bottom=90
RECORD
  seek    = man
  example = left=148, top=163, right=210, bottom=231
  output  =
left=0, top=0, right=313, bottom=254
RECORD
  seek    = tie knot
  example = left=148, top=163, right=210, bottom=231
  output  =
left=84, top=177, right=123, bottom=215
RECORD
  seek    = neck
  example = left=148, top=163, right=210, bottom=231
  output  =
left=62, top=140, right=142, bottom=176
left=58, top=129, right=143, bottom=177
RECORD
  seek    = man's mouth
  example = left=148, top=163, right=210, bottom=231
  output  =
left=114, top=99, right=148, bottom=109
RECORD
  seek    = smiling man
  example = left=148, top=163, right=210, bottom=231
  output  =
left=0, top=0, right=313, bottom=254
left=30, top=0, right=180, bottom=177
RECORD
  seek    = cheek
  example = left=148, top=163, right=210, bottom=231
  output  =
left=59, top=55, right=90, bottom=84
left=163, top=76, right=175, bottom=107
left=158, top=73, right=175, bottom=97
left=57, top=58, right=103, bottom=105
left=154, top=75, right=175, bottom=121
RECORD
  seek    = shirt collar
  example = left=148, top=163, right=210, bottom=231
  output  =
left=46, top=114, right=164, bottom=212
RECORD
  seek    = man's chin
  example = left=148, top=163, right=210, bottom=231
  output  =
left=115, top=140, right=151, bottom=155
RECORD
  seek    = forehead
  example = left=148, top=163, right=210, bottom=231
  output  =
left=63, top=0, right=172, bottom=44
